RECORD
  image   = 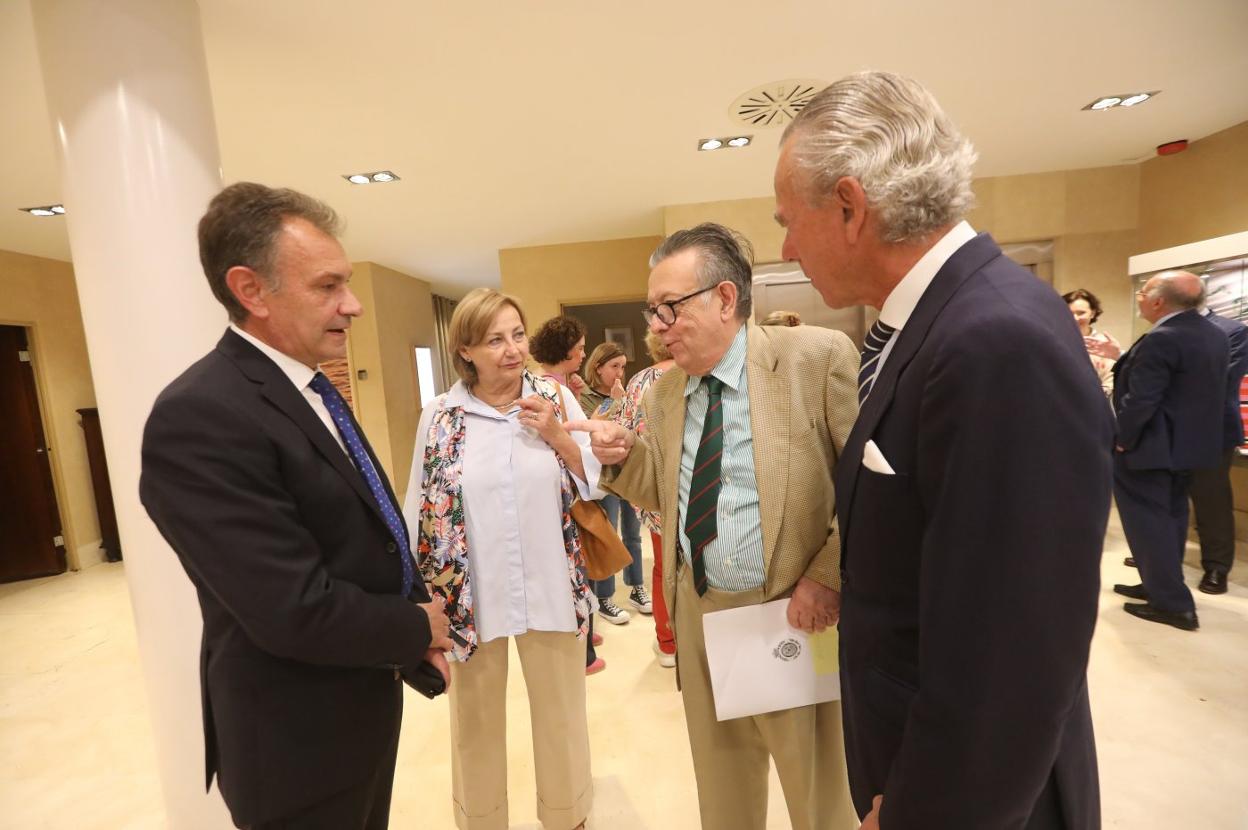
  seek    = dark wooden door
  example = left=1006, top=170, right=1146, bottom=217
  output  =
left=0, top=326, right=67, bottom=582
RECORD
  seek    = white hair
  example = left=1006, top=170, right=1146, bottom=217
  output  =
left=781, top=70, right=978, bottom=243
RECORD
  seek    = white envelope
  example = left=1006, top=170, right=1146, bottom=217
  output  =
left=701, top=598, right=841, bottom=722
left=862, top=439, right=896, bottom=475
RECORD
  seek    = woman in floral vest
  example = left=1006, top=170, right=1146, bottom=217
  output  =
left=401, top=288, right=599, bottom=830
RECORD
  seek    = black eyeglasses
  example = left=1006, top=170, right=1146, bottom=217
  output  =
left=642, top=285, right=719, bottom=326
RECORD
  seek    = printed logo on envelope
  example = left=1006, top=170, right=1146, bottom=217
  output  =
left=773, top=638, right=802, bottom=661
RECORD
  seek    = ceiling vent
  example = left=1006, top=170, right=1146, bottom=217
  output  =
left=730, top=79, right=826, bottom=127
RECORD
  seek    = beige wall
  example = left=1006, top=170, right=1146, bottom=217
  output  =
left=0, top=249, right=100, bottom=568
left=498, top=236, right=661, bottom=328
left=1138, top=120, right=1248, bottom=254
left=346, top=261, right=437, bottom=503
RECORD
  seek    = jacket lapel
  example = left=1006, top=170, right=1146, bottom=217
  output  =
left=746, top=326, right=788, bottom=574
left=835, top=233, right=1002, bottom=549
left=217, top=330, right=388, bottom=524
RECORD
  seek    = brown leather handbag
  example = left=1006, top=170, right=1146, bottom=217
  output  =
left=558, top=388, right=634, bottom=580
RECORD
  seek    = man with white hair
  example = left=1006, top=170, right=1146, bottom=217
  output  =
left=1112, top=270, right=1228, bottom=629
left=774, top=71, right=1113, bottom=828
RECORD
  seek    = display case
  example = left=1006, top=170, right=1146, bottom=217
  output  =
left=1129, top=231, right=1248, bottom=451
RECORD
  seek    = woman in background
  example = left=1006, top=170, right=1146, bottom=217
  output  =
left=403, top=289, right=597, bottom=830
left=617, top=331, right=677, bottom=667
left=1063, top=288, right=1121, bottom=397
left=580, top=342, right=650, bottom=626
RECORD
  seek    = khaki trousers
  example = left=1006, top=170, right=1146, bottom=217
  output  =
left=448, top=630, right=593, bottom=830
left=674, top=566, right=856, bottom=830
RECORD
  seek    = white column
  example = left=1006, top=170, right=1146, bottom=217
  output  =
left=32, top=1, right=231, bottom=826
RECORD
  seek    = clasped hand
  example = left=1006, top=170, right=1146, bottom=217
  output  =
left=562, top=419, right=635, bottom=465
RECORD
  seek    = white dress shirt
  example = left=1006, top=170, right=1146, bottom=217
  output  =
left=229, top=324, right=349, bottom=457
left=402, top=378, right=602, bottom=648
left=870, top=221, right=978, bottom=382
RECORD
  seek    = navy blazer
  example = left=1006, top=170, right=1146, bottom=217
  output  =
left=141, top=330, right=433, bottom=827
left=834, top=234, right=1112, bottom=829
left=1203, top=309, right=1248, bottom=449
left=1112, top=309, right=1229, bottom=471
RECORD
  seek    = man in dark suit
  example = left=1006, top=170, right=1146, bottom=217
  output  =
left=774, top=71, right=1112, bottom=829
left=1111, top=271, right=1229, bottom=628
left=141, top=182, right=452, bottom=829
left=1189, top=301, right=1248, bottom=594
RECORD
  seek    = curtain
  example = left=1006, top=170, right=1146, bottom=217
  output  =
left=432, top=294, right=458, bottom=394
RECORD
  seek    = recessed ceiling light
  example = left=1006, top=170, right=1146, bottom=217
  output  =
left=1083, top=91, right=1160, bottom=111
left=19, top=204, right=63, bottom=216
left=699, top=138, right=724, bottom=151
left=727, top=136, right=752, bottom=148
left=343, top=170, right=400, bottom=184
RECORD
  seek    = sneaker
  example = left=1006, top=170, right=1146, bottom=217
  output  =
left=597, top=599, right=631, bottom=625
left=592, top=631, right=604, bottom=646
left=652, top=639, right=676, bottom=668
left=628, top=585, right=654, bottom=614
left=586, top=657, right=606, bottom=675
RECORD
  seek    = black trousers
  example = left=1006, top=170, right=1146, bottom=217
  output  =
left=1189, top=447, right=1237, bottom=574
left=246, top=726, right=399, bottom=830
left=1113, top=456, right=1197, bottom=613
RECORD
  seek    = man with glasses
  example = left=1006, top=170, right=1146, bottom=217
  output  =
left=567, top=222, right=860, bottom=830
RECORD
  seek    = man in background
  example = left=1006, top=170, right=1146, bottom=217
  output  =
left=1113, top=270, right=1229, bottom=628
left=1189, top=294, right=1248, bottom=594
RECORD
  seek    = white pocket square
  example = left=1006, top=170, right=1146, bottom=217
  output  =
left=862, top=440, right=896, bottom=475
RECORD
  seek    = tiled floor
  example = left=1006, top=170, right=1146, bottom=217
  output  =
left=2, top=517, right=1246, bottom=829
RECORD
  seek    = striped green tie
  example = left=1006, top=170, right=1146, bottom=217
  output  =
left=685, top=376, right=725, bottom=596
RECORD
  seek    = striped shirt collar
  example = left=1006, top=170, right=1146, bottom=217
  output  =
left=684, top=323, right=748, bottom=397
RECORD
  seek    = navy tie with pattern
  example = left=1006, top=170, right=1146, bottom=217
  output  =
left=309, top=372, right=415, bottom=598
left=685, top=375, right=725, bottom=596
left=858, top=320, right=897, bottom=405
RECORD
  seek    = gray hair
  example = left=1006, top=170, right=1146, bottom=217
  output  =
left=781, top=70, right=977, bottom=243
left=649, top=223, right=753, bottom=321
left=1150, top=270, right=1207, bottom=310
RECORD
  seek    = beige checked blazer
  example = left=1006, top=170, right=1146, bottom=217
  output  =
left=604, top=322, right=859, bottom=613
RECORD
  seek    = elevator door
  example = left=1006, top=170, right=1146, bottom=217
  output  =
left=0, top=326, right=67, bottom=582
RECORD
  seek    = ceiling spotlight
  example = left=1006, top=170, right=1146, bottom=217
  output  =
left=699, top=138, right=724, bottom=151
left=346, top=174, right=370, bottom=184
left=19, top=204, right=63, bottom=216
left=370, top=171, right=398, bottom=183
left=1083, top=91, right=1159, bottom=111
left=727, top=136, right=752, bottom=148
left=343, top=170, right=400, bottom=184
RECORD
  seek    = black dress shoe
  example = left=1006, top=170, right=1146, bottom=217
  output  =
left=1198, top=569, right=1228, bottom=595
left=1123, top=602, right=1199, bottom=631
left=1123, top=557, right=1137, bottom=568
left=1113, top=583, right=1149, bottom=600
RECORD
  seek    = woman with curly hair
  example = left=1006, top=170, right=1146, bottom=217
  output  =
left=530, top=315, right=588, bottom=398
left=1063, top=288, right=1121, bottom=397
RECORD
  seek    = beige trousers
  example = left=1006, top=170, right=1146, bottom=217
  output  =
left=448, top=629, right=593, bottom=830
left=674, top=565, right=857, bottom=830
